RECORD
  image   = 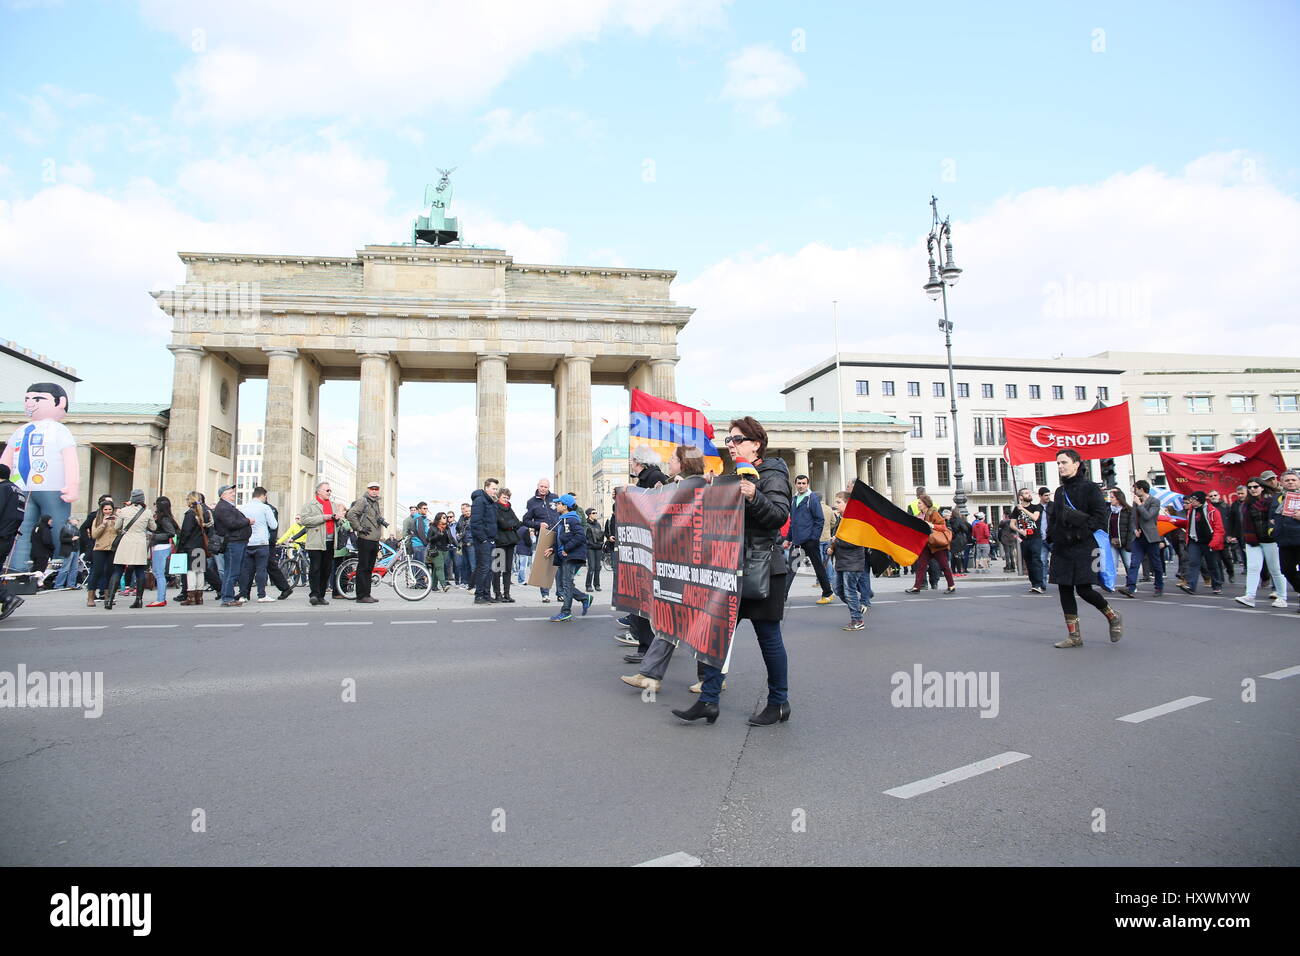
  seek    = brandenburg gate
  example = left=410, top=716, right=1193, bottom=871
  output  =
left=154, top=244, right=691, bottom=516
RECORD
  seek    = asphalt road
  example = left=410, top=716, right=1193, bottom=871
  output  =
left=1, top=578, right=1297, bottom=866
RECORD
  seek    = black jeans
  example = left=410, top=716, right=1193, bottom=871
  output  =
left=794, top=539, right=833, bottom=597
left=355, top=539, right=379, bottom=599
left=492, top=546, right=515, bottom=599
left=473, top=541, right=494, bottom=598
left=1020, top=536, right=1044, bottom=589
left=309, top=543, right=334, bottom=600
left=239, top=544, right=291, bottom=598
left=585, top=552, right=602, bottom=590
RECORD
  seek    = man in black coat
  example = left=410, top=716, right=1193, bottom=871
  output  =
left=212, top=484, right=253, bottom=607
left=469, top=478, right=500, bottom=603
left=0, top=463, right=27, bottom=619
left=522, top=479, right=560, bottom=602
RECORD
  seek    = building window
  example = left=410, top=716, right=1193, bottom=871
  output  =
left=1029, top=384, right=1041, bottom=400
left=1189, top=434, right=1216, bottom=452
left=1052, top=385, right=1064, bottom=400
left=907, top=381, right=921, bottom=397
left=984, top=417, right=995, bottom=446
left=997, top=417, right=1006, bottom=443
left=1005, top=384, right=1018, bottom=399
left=957, top=383, right=970, bottom=398
left=1147, top=434, right=1173, bottom=453
left=911, top=458, right=926, bottom=487
left=1187, top=396, right=1212, bottom=415
left=933, top=382, right=945, bottom=397
left=809, top=397, right=815, bottom=411
left=973, top=418, right=984, bottom=445
left=981, top=383, right=994, bottom=399
left=1034, top=463, right=1048, bottom=487
left=1143, top=396, right=1169, bottom=414
left=1075, top=386, right=1087, bottom=400
left=975, top=459, right=986, bottom=482
left=1230, top=395, right=1256, bottom=414
left=1276, top=394, right=1299, bottom=413
left=1097, top=386, right=1109, bottom=402
left=855, top=380, right=869, bottom=396
left=936, top=457, right=951, bottom=485
left=882, top=380, right=895, bottom=396
left=1280, top=430, right=1300, bottom=450
left=935, top=415, right=948, bottom=438
left=910, top=415, right=923, bottom=438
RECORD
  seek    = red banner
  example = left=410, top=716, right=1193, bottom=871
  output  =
left=1003, top=402, right=1133, bottom=466
left=1160, top=429, right=1287, bottom=499
left=611, top=477, right=743, bottom=669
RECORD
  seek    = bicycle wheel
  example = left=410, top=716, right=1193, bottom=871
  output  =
left=602, top=551, right=614, bottom=572
left=391, top=557, right=432, bottom=601
left=334, top=556, right=359, bottom=599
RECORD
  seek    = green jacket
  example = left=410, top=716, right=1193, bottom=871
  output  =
left=345, top=495, right=387, bottom=542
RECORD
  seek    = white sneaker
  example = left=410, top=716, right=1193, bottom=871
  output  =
left=1272, top=598, right=1288, bottom=609
left=257, top=596, right=276, bottom=603
left=614, top=632, right=638, bottom=646
left=1233, top=595, right=1254, bottom=608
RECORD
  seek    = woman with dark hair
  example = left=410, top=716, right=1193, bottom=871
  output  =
left=1049, top=449, right=1122, bottom=647
left=905, top=506, right=956, bottom=594
left=30, top=515, right=55, bottom=576
left=147, top=496, right=179, bottom=607
left=1232, top=477, right=1285, bottom=608
left=1106, top=488, right=1133, bottom=587
left=429, top=512, right=453, bottom=592
left=493, top=490, right=521, bottom=603
left=673, top=416, right=793, bottom=726
left=87, top=500, right=117, bottom=606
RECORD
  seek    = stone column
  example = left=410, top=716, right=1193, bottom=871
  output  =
left=829, top=452, right=845, bottom=498
left=131, top=443, right=154, bottom=500
left=356, top=351, right=395, bottom=506
left=262, top=347, right=298, bottom=512
left=648, top=358, right=678, bottom=402
left=75, top=443, right=93, bottom=517
left=793, top=448, right=811, bottom=481
left=873, top=452, right=889, bottom=492
left=476, top=352, right=508, bottom=487
left=163, top=345, right=204, bottom=504
left=890, top=449, right=909, bottom=507
left=561, top=355, right=594, bottom=508
left=857, top=451, right=873, bottom=486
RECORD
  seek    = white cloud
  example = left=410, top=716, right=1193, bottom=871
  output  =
left=674, top=152, right=1300, bottom=411
left=472, top=107, right=598, bottom=152
left=719, top=45, right=805, bottom=127
left=137, top=0, right=730, bottom=125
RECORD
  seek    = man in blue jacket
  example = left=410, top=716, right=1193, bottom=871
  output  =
left=789, top=474, right=835, bottom=604
left=470, top=479, right=500, bottom=604
left=522, top=478, right=560, bottom=603
left=546, top=493, right=592, bottom=622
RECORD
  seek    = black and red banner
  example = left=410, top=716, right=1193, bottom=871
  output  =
left=612, top=477, right=743, bottom=669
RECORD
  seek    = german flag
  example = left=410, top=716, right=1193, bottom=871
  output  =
left=836, top=479, right=931, bottom=566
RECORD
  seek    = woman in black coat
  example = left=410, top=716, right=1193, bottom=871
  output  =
left=1048, top=449, right=1122, bottom=647
left=675, top=416, right=793, bottom=727
left=492, top=490, right=522, bottom=603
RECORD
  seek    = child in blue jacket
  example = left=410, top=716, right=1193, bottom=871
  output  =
left=546, top=493, right=591, bottom=621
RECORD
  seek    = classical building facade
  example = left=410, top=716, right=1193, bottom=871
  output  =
left=154, top=244, right=691, bottom=524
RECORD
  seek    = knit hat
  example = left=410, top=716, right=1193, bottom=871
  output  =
left=558, top=493, right=577, bottom=509
left=130, top=489, right=146, bottom=504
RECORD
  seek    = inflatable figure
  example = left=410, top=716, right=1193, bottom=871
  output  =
left=1, top=382, right=80, bottom=572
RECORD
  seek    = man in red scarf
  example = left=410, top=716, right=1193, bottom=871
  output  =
left=296, top=481, right=341, bottom=605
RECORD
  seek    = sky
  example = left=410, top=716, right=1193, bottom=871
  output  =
left=2, top=0, right=1298, bottom=504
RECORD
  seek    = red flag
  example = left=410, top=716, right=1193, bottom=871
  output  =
left=1003, top=402, right=1133, bottom=466
left=1160, top=429, right=1287, bottom=499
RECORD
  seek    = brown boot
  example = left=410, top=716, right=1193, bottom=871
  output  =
left=1054, top=613, right=1083, bottom=648
left=1103, top=606, right=1123, bottom=642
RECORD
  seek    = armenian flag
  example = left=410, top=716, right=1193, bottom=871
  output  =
left=629, top=388, right=723, bottom=475
left=836, top=479, right=932, bottom=566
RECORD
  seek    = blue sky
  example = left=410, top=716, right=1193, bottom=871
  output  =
left=1, top=0, right=1297, bottom=501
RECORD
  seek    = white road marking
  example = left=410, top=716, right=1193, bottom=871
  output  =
left=515, top=616, right=552, bottom=621
left=884, top=751, right=1031, bottom=799
left=124, top=624, right=178, bottom=629
left=0, top=627, right=36, bottom=631
left=452, top=618, right=496, bottom=623
left=586, top=614, right=612, bottom=619
left=635, top=851, right=702, bottom=867
left=262, top=622, right=308, bottom=628
left=52, top=626, right=106, bottom=631
left=872, top=600, right=897, bottom=604
left=1260, top=665, right=1300, bottom=680
left=392, top=620, right=437, bottom=625
left=325, top=621, right=371, bottom=626
left=1116, top=696, right=1212, bottom=723
left=195, top=624, right=242, bottom=629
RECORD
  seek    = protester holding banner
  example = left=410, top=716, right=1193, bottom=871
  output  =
left=674, top=417, right=792, bottom=727
left=545, top=493, right=592, bottom=622
left=1047, top=449, right=1123, bottom=648
left=1231, top=478, right=1287, bottom=609
left=1276, top=470, right=1300, bottom=609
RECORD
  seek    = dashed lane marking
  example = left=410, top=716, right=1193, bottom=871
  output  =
left=391, top=620, right=438, bottom=625
left=52, top=626, right=107, bottom=631
left=452, top=619, right=496, bottom=623
left=124, top=624, right=178, bottom=629
left=634, top=851, right=702, bottom=867
left=1260, top=665, right=1300, bottom=680
left=884, top=751, right=1031, bottom=799
left=261, top=622, right=308, bottom=628
left=325, top=621, right=371, bottom=626
left=0, top=627, right=36, bottom=631
left=1117, top=696, right=1212, bottom=723
left=195, top=624, right=242, bottom=629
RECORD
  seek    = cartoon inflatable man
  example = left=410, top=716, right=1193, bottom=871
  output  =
left=1, top=383, right=80, bottom=572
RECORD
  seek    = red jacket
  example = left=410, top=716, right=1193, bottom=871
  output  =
left=1171, top=504, right=1224, bottom=550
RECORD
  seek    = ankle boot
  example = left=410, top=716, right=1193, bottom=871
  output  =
left=130, top=594, right=144, bottom=609
left=1054, top=613, right=1082, bottom=648
left=671, top=699, right=719, bottom=724
left=104, top=582, right=118, bottom=610
left=748, top=701, right=791, bottom=726
left=1103, top=605, right=1123, bottom=642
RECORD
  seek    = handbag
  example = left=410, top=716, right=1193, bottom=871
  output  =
left=111, top=505, right=146, bottom=550
left=1062, top=489, right=1115, bottom=588
left=928, top=527, right=952, bottom=550
left=740, top=541, right=774, bottom=600
left=168, top=552, right=189, bottom=575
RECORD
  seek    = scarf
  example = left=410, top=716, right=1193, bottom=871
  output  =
left=318, top=494, right=335, bottom=537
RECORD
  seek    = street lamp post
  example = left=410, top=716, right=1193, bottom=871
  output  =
left=923, top=196, right=966, bottom=514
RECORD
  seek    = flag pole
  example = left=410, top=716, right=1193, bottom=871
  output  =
left=833, top=300, right=847, bottom=493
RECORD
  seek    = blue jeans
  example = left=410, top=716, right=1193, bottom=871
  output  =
left=1182, top=540, right=1222, bottom=593
left=239, top=544, right=271, bottom=598
left=1039, top=542, right=1050, bottom=586
left=54, top=551, right=81, bottom=588
left=835, top=569, right=870, bottom=619
left=151, top=547, right=170, bottom=602
left=1019, top=536, right=1044, bottom=588
left=473, top=541, right=494, bottom=598
left=514, top=553, right=530, bottom=584
left=698, top=618, right=787, bottom=706
left=556, top=559, right=587, bottom=613
left=1126, top=537, right=1165, bottom=591
left=220, top=541, right=247, bottom=603
left=12, top=490, right=71, bottom=571
left=820, top=540, right=838, bottom=594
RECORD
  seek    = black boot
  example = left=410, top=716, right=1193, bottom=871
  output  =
left=104, top=581, right=118, bottom=610
left=748, top=701, right=791, bottom=726
left=671, top=700, right=719, bottom=724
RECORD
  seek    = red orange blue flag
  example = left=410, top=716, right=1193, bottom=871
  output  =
left=628, top=388, right=723, bottom=475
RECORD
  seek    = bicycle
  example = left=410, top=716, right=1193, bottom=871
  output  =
left=334, top=538, right=432, bottom=601
left=276, top=546, right=310, bottom=588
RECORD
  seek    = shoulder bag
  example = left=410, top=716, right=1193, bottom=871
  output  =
left=1062, top=488, right=1115, bottom=588
left=740, top=541, right=774, bottom=600
left=111, top=505, right=146, bottom=551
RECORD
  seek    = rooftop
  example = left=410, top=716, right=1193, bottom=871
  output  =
left=0, top=402, right=168, bottom=417
left=1, top=340, right=81, bottom=381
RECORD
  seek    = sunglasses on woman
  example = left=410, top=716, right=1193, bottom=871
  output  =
left=723, top=435, right=751, bottom=446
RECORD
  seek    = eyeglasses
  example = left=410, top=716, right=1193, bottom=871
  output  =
left=723, top=435, right=751, bottom=446
left=1247, top=484, right=1262, bottom=489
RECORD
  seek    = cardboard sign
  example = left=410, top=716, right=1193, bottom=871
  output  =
left=526, top=526, right=558, bottom=588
